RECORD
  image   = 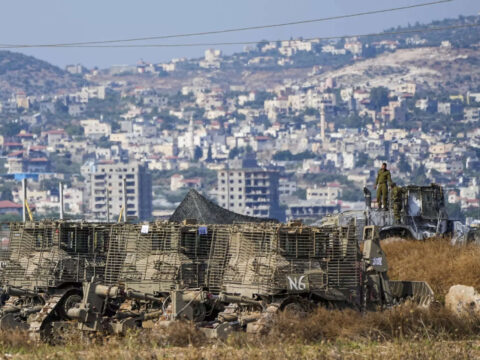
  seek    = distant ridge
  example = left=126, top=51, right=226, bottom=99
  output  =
left=0, top=51, right=84, bottom=100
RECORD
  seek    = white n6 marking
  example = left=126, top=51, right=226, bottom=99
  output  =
left=288, top=275, right=306, bottom=290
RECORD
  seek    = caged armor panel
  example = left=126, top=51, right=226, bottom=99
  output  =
left=102, top=222, right=230, bottom=294
left=2, top=221, right=111, bottom=289
left=221, top=223, right=360, bottom=299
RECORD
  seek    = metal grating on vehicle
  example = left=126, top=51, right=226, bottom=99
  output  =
left=205, top=225, right=231, bottom=293
left=102, top=222, right=230, bottom=294
left=1, top=220, right=360, bottom=303
left=2, top=221, right=111, bottom=288
left=221, top=223, right=360, bottom=297
left=319, top=224, right=360, bottom=292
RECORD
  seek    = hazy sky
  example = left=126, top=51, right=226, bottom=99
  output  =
left=1, top=0, right=478, bottom=68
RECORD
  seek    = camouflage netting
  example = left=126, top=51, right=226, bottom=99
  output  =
left=169, top=189, right=278, bottom=224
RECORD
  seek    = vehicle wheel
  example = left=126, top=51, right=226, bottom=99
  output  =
left=282, top=300, right=310, bottom=317
left=58, top=292, right=82, bottom=319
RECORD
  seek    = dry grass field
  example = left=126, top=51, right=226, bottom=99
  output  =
left=2, top=238, right=480, bottom=359
left=384, top=238, right=480, bottom=299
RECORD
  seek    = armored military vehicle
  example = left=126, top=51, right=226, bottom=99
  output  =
left=451, top=220, right=480, bottom=245
left=321, top=184, right=453, bottom=241
left=0, top=220, right=111, bottom=337
left=67, top=221, right=433, bottom=337
left=67, top=221, right=231, bottom=333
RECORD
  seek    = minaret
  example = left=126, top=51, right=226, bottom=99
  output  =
left=320, top=102, right=326, bottom=143
left=188, top=116, right=195, bottom=160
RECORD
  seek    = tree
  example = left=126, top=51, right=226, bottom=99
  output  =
left=0, top=214, right=22, bottom=222
left=194, top=146, right=203, bottom=161
left=272, top=150, right=316, bottom=161
left=398, top=155, right=412, bottom=173
left=369, top=87, right=389, bottom=111
left=1, top=122, right=23, bottom=137
left=341, top=187, right=364, bottom=202
left=292, top=188, right=306, bottom=200
left=54, top=99, right=68, bottom=115
left=228, top=147, right=241, bottom=159
left=305, top=108, right=319, bottom=116
left=256, top=40, right=269, bottom=52
left=206, top=145, right=213, bottom=162
left=96, top=136, right=112, bottom=149
left=356, top=152, right=371, bottom=168
left=65, top=124, right=84, bottom=137
left=0, top=188, right=12, bottom=201
left=411, top=165, right=429, bottom=185
left=362, top=44, right=377, bottom=59
left=445, top=202, right=463, bottom=221
left=40, top=178, right=59, bottom=191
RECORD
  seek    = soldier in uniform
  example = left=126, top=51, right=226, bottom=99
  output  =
left=391, top=183, right=405, bottom=224
left=374, top=162, right=392, bottom=210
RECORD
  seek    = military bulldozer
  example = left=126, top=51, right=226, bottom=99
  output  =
left=321, top=183, right=454, bottom=241
left=68, top=221, right=230, bottom=334
left=67, top=221, right=433, bottom=338
left=0, top=220, right=111, bottom=338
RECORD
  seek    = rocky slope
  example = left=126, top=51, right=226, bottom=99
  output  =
left=0, top=51, right=84, bottom=99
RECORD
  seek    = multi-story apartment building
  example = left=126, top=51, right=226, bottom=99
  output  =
left=90, top=161, right=152, bottom=221
left=217, top=159, right=283, bottom=220
left=306, top=184, right=342, bottom=203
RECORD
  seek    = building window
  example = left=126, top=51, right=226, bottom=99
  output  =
left=230, top=187, right=234, bottom=191
left=230, top=195, right=234, bottom=199
left=238, top=195, right=242, bottom=199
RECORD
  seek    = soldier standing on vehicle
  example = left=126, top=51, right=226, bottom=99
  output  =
left=391, top=183, right=405, bottom=224
left=374, top=162, right=392, bottom=210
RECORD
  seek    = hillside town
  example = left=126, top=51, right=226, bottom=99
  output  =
left=0, top=15, right=479, bottom=223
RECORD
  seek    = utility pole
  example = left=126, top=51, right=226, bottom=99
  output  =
left=123, top=178, right=127, bottom=223
left=59, top=182, right=64, bottom=220
left=22, top=178, right=27, bottom=223
left=106, top=189, right=110, bottom=223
